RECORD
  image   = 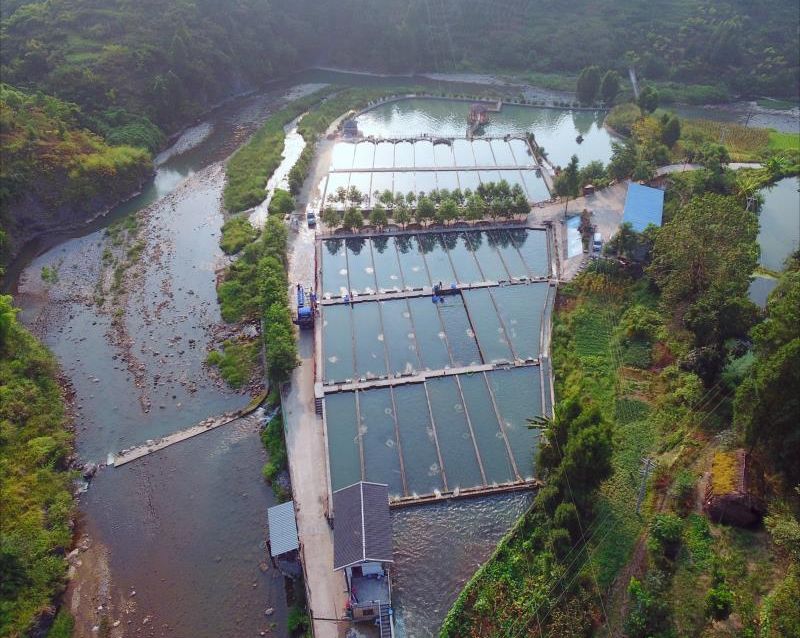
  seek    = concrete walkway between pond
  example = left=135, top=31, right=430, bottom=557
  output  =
left=283, top=196, right=348, bottom=637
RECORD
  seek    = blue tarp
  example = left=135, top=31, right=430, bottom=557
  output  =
left=623, top=183, right=664, bottom=232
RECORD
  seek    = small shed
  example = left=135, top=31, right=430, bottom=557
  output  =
left=333, top=481, right=393, bottom=627
left=267, top=500, right=299, bottom=557
left=703, top=449, right=765, bottom=527
left=267, top=500, right=302, bottom=577
left=622, top=183, right=664, bottom=232
left=333, top=481, right=393, bottom=571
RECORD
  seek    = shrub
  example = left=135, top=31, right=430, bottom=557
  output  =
left=648, top=512, right=683, bottom=561
left=705, top=582, right=734, bottom=620
left=220, top=216, right=259, bottom=255
left=547, top=527, right=573, bottom=559
left=287, top=606, right=310, bottom=633
left=670, top=469, right=696, bottom=516
left=554, top=502, right=581, bottom=540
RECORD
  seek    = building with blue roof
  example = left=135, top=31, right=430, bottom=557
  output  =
left=623, top=183, right=665, bottom=232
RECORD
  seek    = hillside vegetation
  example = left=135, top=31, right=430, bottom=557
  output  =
left=0, top=85, right=151, bottom=261
left=0, top=295, right=74, bottom=636
left=302, top=0, right=799, bottom=98
left=443, top=149, right=800, bottom=635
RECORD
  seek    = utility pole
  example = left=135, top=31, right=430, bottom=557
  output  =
left=636, top=457, right=655, bottom=514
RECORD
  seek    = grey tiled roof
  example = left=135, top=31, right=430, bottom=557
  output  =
left=267, top=500, right=299, bottom=556
left=333, top=482, right=393, bottom=570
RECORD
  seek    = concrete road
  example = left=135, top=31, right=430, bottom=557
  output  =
left=282, top=214, right=348, bottom=637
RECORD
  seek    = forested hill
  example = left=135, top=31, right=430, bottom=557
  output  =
left=300, top=0, right=799, bottom=98
left=0, top=0, right=300, bottom=134
left=1, top=0, right=798, bottom=263
left=0, top=0, right=303, bottom=263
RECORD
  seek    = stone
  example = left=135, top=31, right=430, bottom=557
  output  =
left=264, top=608, right=274, bottom=616
left=82, top=462, right=99, bottom=479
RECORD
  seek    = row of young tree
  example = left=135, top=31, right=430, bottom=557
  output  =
left=322, top=181, right=530, bottom=231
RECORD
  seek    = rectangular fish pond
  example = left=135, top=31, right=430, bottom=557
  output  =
left=323, top=366, right=545, bottom=500
left=319, top=228, right=554, bottom=500
left=320, top=228, right=549, bottom=298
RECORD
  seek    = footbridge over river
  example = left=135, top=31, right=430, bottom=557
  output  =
left=110, top=399, right=270, bottom=467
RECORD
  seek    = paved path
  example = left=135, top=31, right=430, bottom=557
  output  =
left=284, top=190, right=348, bottom=637
left=529, top=181, right=629, bottom=280
left=656, top=161, right=761, bottom=176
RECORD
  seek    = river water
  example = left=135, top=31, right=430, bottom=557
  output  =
left=13, top=81, right=328, bottom=637
left=7, top=68, right=798, bottom=637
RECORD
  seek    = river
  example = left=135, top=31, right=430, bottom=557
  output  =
left=13, top=80, right=327, bottom=637
left=7, top=68, right=798, bottom=637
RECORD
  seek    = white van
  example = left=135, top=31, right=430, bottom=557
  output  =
left=592, top=232, right=603, bottom=253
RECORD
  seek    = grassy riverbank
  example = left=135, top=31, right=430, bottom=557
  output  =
left=223, top=87, right=335, bottom=213
left=0, top=295, right=74, bottom=635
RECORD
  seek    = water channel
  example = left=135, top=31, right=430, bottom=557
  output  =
left=7, top=67, right=798, bottom=637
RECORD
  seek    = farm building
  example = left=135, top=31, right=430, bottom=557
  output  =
left=623, top=183, right=664, bottom=232
left=703, top=449, right=765, bottom=527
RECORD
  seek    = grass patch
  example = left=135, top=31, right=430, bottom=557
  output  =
left=681, top=118, right=770, bottom=161
left=220, top=216, right=259, bottom=255
left=206, top=338, right=260, bottom=388
left=260, top=411, right=289, bottom=502
left=757, top=98, right=799, bottom=111
left=223, top=87, right=334, bottom=213
left=768, top=129, right=800, bottom=153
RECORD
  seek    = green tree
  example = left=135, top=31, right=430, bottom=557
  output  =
left=393, top=202, right=411, bottom=229
left=649, top=194, right=758, bottom=311
left=660, top=114, right=681, bottom=147
left=600, top=70, right=621, bottom=104
left=464, top=194, right=486, bottom=222
left=554, top=154, right=581, bottom=215
left=379, top=189, right=394, bottom=207
left=369, top=203, right=388, bottom=229
left=637, top=85, right=659, bottom=114
left=342, top=206, right=363, bottom=232
left=347, top=185, right=363, bottom=205
left=576, top=66, right=602, bottom=105
left=734, top=263, right=800, bottom=485
left=321, top=206, right=340, bottom=229
left=415, top=196, right=435, bottom=226
left=439, top=198, right=459, bottom=225
left=609, top=139, right=638, bottom=180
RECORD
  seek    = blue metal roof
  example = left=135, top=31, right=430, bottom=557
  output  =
left=267, top=500, right=299, bottom=556
left=623, top=183, right=664, bottom=232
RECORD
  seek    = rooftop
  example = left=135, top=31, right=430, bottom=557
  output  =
left=623, top=183, right=664, bottom=232
left=333, top=481, right=393, bottom=570
left=267, top=500, right=299, bottom=556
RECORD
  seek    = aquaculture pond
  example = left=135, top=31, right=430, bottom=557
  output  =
left=320, top=228, right=548, bottom=298
left=324, top=367, right=543, bottom=497
left=757, top=176, right=800, bottom=272
left=355, top=98, right=617, bottom=167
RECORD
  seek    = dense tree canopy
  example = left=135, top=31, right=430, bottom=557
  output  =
left=735, top=258, right=800, bottom=485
